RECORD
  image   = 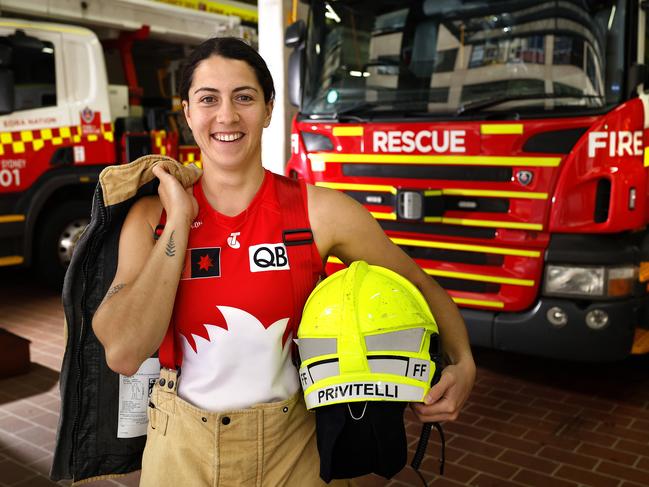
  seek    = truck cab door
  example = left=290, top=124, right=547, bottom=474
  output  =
left=0, top=23, right=68, bottom=194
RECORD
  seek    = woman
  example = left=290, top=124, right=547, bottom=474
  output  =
left=92, top=37, right=475, bottom=486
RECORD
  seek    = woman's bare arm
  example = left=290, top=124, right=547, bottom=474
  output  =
left=93, top=166, right=197, bottom=376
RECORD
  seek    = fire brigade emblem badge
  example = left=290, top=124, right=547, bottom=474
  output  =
left=81, top=107, right=94, bottom=124
left=516, top=170, right=533, bottom=186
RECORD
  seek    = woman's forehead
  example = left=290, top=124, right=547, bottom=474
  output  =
left=191, top=55, right=260, bottom=91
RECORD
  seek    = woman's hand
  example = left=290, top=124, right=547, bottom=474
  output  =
left=410, top=358, right=476, bottom=423
left=152, top=164, right=198, bottom=226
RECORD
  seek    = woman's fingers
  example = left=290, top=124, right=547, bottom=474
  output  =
left=152, top=164, right=198, bottom=223
left=410, top=361, right=475, bottom=423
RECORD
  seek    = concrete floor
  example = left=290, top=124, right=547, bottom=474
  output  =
left=1, top=267, right=648, bottom=486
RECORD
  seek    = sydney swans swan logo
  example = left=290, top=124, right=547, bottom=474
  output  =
left=177, top=306, right=297, bottom=409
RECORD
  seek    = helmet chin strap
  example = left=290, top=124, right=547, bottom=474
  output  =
left=411, top=422, right=446, bottom=486
left=347, top=402, right=368, bottom=420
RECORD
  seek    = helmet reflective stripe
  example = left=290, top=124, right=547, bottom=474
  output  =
left=297, top=261, right=440, bottom=410
left=300, top=355, right=432, bottom=390
left=296, top=337, right=337, bottom=361
left=298, top=328, right=428, bottom=363
left=300, top=360, right=340, bottom=388
left=365, top=328, right=425, bottom=352
left=370, top=357, right=431, bottom=383
left=304, top=379, right=425, bottom=409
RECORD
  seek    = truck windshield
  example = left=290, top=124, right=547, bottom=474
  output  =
left=301, top=0, right=626, bottom=118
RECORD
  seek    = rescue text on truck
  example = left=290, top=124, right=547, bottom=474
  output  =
left=284, top=0, right=649, bottom=361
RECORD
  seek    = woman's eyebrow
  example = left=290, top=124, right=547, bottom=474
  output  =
left=193, top=86, right=259, bottom=95
left=193, top=87, right=219, bottom=95
left=233, top=86, right=259, bottom=93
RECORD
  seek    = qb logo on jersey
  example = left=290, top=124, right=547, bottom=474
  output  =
left=249, top=243, right=290, bottom=272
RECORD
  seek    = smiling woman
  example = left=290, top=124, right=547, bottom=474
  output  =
left=182, top=55, right=272, bottom=186
left=89, top=36, right=475, bottom=486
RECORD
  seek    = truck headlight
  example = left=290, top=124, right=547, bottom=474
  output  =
left=543, top=265, right=636, bottom=298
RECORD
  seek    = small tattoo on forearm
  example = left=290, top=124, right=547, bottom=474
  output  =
left=105, top=283, right=126, bottom=300
left=165, top=231, right=176, bottom=257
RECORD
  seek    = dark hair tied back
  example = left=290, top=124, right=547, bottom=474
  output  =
left=179, top=37, right=275, bottom=104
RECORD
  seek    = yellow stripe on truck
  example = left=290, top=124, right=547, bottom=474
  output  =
left=0, top=256, right=24, bottom=266
left=423, top=268, right=534, bottom=287
left=452, top=297, right=505, bottom=308
left=308, top=153, right=561, bottom=167
left=0, top=214, right=25, bottom=223
left=481, top=124, right=524, bottom=135
left=0, top=125, right=114, bottom=153
left=153, top=0, right=258, bottom=23
left=315, top=181, right=548, bottom=200
left=332, top=126, right=364, bottom=136
left=390, top=237, right=541, bottom=258
left=316, top=182, right=397, bottom=194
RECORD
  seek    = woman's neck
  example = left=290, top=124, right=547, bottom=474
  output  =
left=200, top=164, right=265, bottom=217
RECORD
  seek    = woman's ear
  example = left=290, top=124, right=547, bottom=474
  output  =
left=263, top=100, right=274, bottom=128
left=182, top=100, right=193, bottom=132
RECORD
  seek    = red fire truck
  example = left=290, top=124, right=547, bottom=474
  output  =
left=0, top=1, right=256, bottom=287
left=285, top=0, right=649, bottom=360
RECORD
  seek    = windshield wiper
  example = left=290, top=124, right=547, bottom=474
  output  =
left=307, top=101, right=386, bottom=122
left=457, top=93, right=604, bottom=115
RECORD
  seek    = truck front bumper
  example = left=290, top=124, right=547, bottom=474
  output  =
left=462, top=297, right=645, bottom=362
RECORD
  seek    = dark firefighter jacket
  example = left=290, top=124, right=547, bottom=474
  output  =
left=51, top=155, right=201, bottom=484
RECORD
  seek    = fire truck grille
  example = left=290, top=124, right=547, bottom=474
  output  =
left=342, top=164, right=512, bottom=181
left=401, top=245, right=505, bottom=266
left=379, top=220, right=497, bottom=239
left=346, top=191, right=509, bottom=214
left=317, top=151, right=552, bottom=312
left=434, top=277, right=501, bottom=294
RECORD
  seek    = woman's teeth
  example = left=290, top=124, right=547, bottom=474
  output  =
left=213, top=133, right=243, bottom=142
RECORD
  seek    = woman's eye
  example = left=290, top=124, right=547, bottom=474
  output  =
left=200, top=96, right=216, bottom=104
left=237, top=94, right=253, bottom=102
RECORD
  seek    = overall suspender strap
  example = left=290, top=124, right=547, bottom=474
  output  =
left=154, top=210, right=180, bottom=370
left=275, top=175, right=315, bottom=332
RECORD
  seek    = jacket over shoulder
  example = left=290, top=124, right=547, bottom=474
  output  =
left=51, top=155, right=201, bottom=483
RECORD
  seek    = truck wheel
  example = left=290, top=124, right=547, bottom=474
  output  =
left=35, top=201, right=91, bottom=289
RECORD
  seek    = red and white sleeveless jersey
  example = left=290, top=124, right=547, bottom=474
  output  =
left=172, top=170, right=322, bottom=412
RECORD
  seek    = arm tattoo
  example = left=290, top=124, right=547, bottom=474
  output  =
left=105, top=283, right=126, bottom=300
left=165, top=230, right=176, bottom=257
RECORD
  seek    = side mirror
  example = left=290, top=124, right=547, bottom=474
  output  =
left=8, top=30, right=45, bottom=50
left=285, top=20, right=306, bottom=108
left=285, top=20, right=305, bottom=48
left=627, top=63, right=649, bottom=96
left=0, top=69, right=15, bottom=115
left=287, top=49, right=303, bottom=108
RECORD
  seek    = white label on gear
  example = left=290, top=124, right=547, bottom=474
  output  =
left=73, top=145, right=85, bottom=163
left=117, top=357, right=160, bottom=438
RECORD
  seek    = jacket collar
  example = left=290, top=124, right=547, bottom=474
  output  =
left=99, top=155, right=202, bottom=207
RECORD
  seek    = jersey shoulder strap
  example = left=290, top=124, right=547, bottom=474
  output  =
left=273, top=173, right=316, bottom=331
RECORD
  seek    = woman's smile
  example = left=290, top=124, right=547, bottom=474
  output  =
left=211, top=132, right=245, bottom=143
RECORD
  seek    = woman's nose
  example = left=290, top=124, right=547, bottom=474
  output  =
left=216, top=100, right=239, bottom=124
